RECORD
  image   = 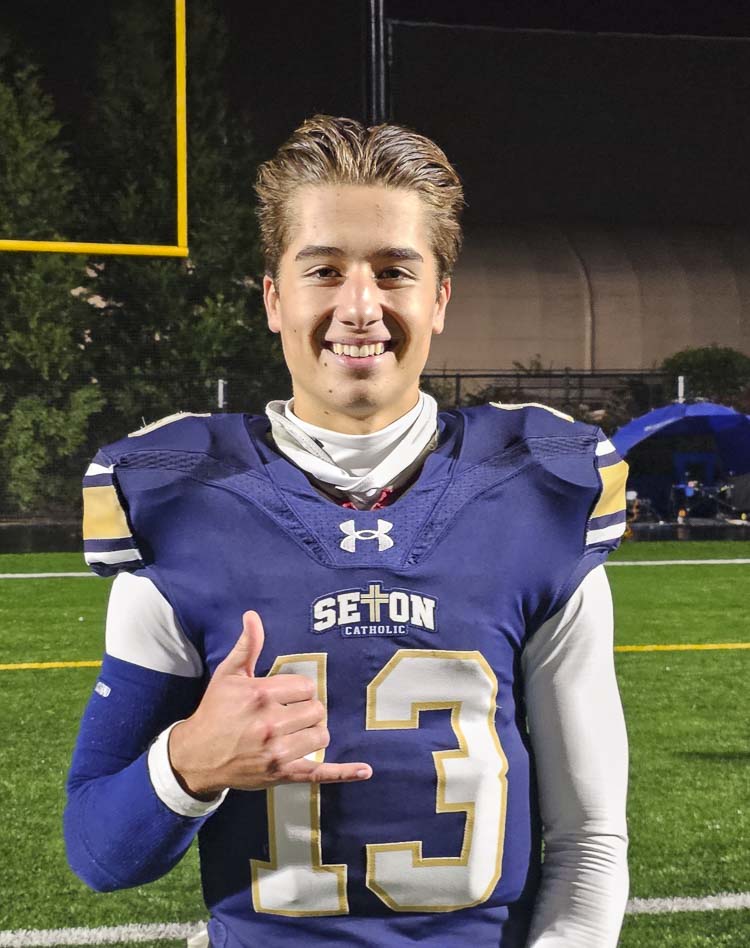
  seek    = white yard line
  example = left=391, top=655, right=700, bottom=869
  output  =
left=626, top=891, right=750, bottom=914
left=1, top=560, right=749, bottom=580
left=608, top=559, right=750, bottom=566
left=2, top=894, right=750, bottom=946
left=0, top=573, right=94, bottom=579
left=0, top=923, right=203, bottom=947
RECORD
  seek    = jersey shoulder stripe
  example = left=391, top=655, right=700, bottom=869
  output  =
left=128, top=411, right=211, bottom=438
left=587, top=432, right=628, bottom=548
left=82, top=456, right=143, bottom=575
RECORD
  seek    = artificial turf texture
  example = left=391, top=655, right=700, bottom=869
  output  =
left=1, top=542, right=748, bottom=945
left=619, top=910, right=750, bottom=946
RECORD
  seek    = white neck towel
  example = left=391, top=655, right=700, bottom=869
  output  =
left=265, top=392, right=439, bottom=509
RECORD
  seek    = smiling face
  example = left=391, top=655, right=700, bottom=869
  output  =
left=263, top=184, right=450, bottom=434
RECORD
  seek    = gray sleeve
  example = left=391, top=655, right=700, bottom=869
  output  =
left=522, top=564, right=629, bottom=947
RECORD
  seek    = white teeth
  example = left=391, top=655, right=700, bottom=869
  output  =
left=329, top=341, right=388, bottom=357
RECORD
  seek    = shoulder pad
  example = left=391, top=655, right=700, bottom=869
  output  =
left=81, top=412, right=257, bottom=576
left=456, top=402, right=590, bottom=465
left=489, top=404, right=629, bottom=549
left=106, top=411, right=217, bottom=460
left=460, top=403, right=628, bottom=552
left=533, top=426, right=629, bottom=629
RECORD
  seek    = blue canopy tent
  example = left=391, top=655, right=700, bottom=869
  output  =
left=611, top=402, right=750, bottom=518
left=612, top=402, right=750, bottom=475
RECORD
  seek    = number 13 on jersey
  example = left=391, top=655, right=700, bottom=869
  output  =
left=251, top=650, right=508, bottom=915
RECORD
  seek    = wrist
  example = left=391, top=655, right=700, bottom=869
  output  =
left=168, top=719, right=223, bottom=801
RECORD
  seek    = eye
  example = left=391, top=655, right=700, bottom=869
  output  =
left=378, top=267, right=410, bottom=281
left=308, top=266, right=340, bottom=280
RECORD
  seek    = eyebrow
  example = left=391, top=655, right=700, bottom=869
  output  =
left=294, top=245, right=343, bottom=261
left=374, top=246, right=424, bottom=263
left=294, top=245, right=424, bottom=264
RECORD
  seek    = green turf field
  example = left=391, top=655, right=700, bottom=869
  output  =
left=1, top=542, right=748, bottom=946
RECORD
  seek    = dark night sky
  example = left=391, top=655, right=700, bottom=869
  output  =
left=3, top=1, right=750, bottom=226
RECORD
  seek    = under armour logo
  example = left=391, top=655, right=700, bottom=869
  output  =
left=339, top=519, right=394, bottom=553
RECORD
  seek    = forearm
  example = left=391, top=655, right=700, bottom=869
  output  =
left=525, top=833, right=628, bottom=946
left=523, top=565, right=629, bottom=946
left=64, top=652, right=207, bottom=891
left=64, top=749, right=208, bottom=891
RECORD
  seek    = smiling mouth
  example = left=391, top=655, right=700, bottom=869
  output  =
left=321, top=340, right=396, bottom=359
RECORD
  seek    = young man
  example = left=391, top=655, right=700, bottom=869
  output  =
left=66, top=115, right=629, bottom=947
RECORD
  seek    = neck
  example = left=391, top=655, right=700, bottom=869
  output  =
left=290, top=390, right=421, bottom=435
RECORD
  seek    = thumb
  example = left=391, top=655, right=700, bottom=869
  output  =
left=217, top=610, right=265, bottom=678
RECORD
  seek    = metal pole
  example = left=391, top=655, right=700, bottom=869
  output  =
left=562, top=231, right=595, bottom=371
left=217, top=379, right=227, bottom=410
left=367, top=0, right=386, bottom=125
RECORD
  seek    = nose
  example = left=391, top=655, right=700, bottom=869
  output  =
left=333, top=267, right=383, bottom=330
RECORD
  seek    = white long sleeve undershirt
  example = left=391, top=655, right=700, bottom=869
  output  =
left=522, top=565, right=629, bottom=945
left=104, top=399, right=628, bottom=945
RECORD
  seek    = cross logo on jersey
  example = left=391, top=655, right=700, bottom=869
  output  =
left=339, top=518, right=394, bottom=553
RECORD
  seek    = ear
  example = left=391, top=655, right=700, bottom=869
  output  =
left=263, top=275, right=281, bottom=333
left=432, top=278, right=451, bottom=335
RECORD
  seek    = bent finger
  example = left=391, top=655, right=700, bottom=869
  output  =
left=272, top=724, right=330, bottom=764
left=256, top=674, right=317, bottom=705
left=269, top=699, right=326, bottom=737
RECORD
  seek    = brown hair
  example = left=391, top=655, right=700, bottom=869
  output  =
left=254, top=114, right=464, bottom=284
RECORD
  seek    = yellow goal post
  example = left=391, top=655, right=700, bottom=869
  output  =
left=0, top=0, right=188, bottom=258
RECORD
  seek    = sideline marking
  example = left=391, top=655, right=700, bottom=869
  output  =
left=2, top=643, right=749, bottom=672
left=0, top=661, right=101, bottom=671
left=4, top=643, right=750, bottom=672
left=608, top=558, right=750, bottom=566
left=616, top=643, right=749, bottom=653
left=3, top=893, right=750, bottom=945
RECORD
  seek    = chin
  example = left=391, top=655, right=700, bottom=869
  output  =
left=335, top=389, right=381, bottom=414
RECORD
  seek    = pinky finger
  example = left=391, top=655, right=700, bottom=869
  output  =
left=282, top=760, right=372, bottom=784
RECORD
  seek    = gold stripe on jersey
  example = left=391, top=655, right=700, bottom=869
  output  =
left=490, top=401, right=574, bottom=423
left=128, top=411, right=210, bottom=437
left=82, top=485, right=132, bottom=541
left=591, top=459, right=628, bottom=519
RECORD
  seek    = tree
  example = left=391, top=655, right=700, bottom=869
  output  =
left=0, top=3, right=286, bottom=515
left=661, top=345, right=750, bottom=409
left=76, top=0, right=285, bottom=450
left=0, top=60, right=102, bottom=514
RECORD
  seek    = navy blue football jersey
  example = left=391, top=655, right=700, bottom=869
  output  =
left=74, top=404, right=627, bottom=947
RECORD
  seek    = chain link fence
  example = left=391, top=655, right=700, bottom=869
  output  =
left=421, top=369, right=668, bottom=419
left=0, top=367, right=668, bottom=534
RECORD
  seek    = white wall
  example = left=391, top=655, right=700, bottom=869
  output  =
left=430, top=225, right=750, bottom=371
